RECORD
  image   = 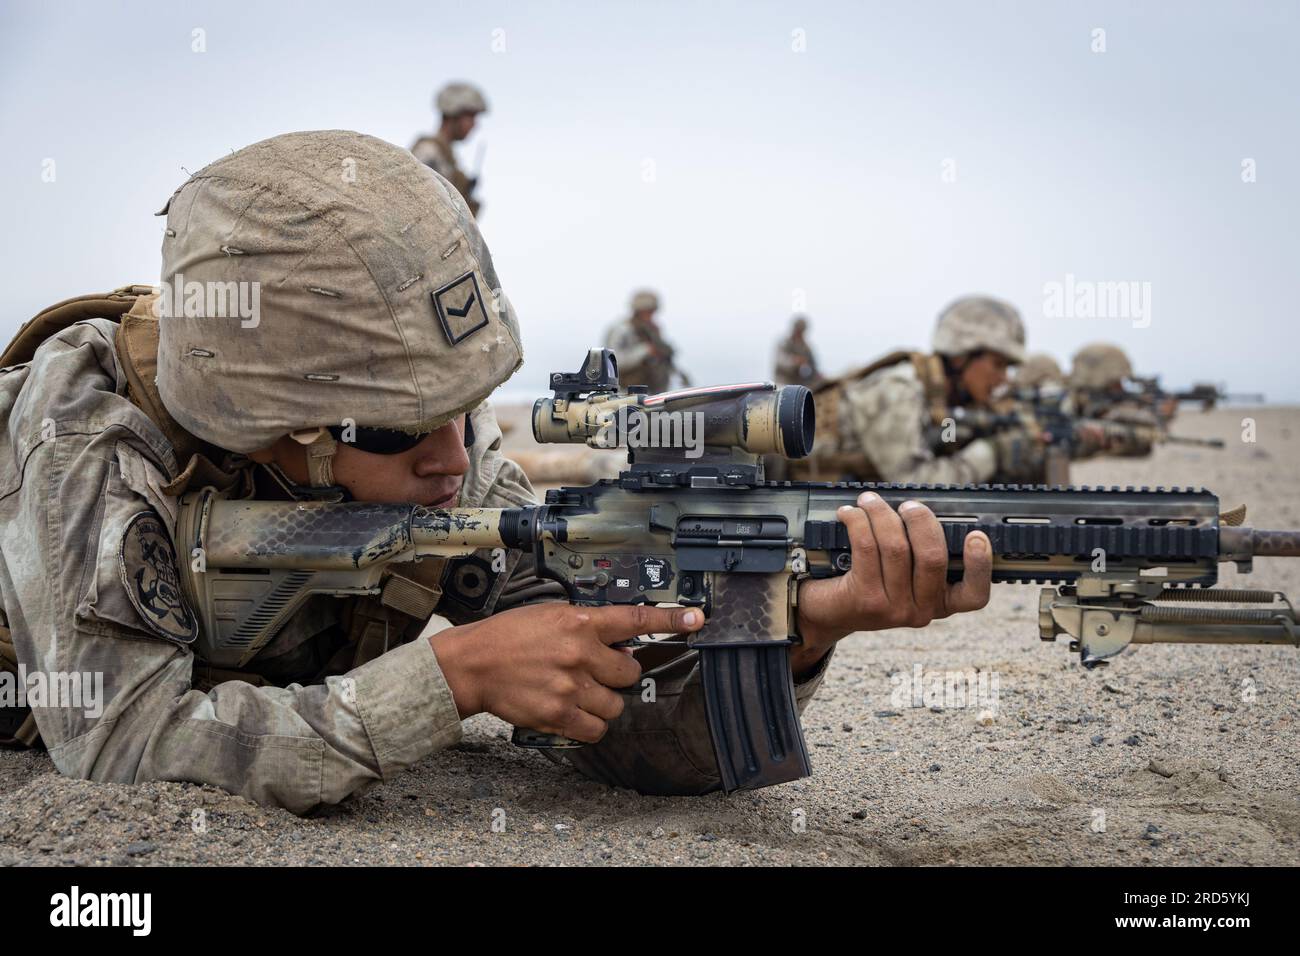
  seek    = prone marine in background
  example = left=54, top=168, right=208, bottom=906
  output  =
left=948, top=342, right=1224, bottom=486
left=1066, top=342, right=1162, bottom=457
left=1013, top=353, right=1067, bottom=397
left=783, top=295, right=1046, bottom=484
left=1130, top=376, right=1265, bottom=416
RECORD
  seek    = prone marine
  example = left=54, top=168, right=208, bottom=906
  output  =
left=0, top=131, right=994, bottom=812
left=787, top=295, right=1045, bottom=484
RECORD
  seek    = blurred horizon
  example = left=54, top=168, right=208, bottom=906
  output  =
left=2, top=0, right=1297, bottom=402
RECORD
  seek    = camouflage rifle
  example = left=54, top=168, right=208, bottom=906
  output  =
left=1015, top=389, right=1228, bottom=452
left=930, top=396, right=1223, bottom=485
left=174, top=349, right=1299, bottom=793
left=1132, top=377, right=1266, bottom=413
left=957, top=400, right=1226, bottom=449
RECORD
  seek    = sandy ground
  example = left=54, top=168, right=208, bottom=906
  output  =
left=1, top=405, right=1297, bottom=866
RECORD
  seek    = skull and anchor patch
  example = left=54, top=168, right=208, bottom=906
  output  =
left=118, top=511, right=198, bottom=645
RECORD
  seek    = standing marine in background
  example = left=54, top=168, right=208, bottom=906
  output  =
left=603, top=290, right=688, bottom=394
left=412, top=82, right=488, bottom=217
left=787, top=295, right=1044, bottom=484
left=773, top=315, right=825, bottom=388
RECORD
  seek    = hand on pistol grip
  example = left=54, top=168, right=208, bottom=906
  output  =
left=431, top=603, right=704, bottom=748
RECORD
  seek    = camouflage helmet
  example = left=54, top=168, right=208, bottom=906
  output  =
left=436, top=82, right=489, bottom=117
left=1016, top=353, right=1065, bottom=389
left=156, top=130, right=523, bottom=466
left=931, top=295, right=1026, bottom=363
left=1069, top=342, right=1133, bottom=390
left=630, top=289, right=660, bottom=313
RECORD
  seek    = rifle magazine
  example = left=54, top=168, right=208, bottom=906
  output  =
left=699, top=643, right=811, bottom=792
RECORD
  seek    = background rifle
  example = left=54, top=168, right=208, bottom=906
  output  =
left=1132, top=376, right=1266, bottom=412
left=176, top=349, right=1299, bottom=793
left=931, top=395, right=1223, bottom=484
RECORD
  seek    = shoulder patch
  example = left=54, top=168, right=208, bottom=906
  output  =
left=432, top=272, right=489, bottom=346
left=118, top=510, right=198, bottom=645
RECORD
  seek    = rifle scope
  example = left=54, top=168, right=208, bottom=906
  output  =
left=533, top=382, right=815, bottom=459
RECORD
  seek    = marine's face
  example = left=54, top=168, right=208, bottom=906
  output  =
left=250, top=417, right=469, bottom=507
left=959, top=351, right=1012, bottom=405
left=448, top=112, right=479, bottom=140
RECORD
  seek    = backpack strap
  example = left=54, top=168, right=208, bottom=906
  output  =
left=907, top=352, right=951, bottom=426
left=789, top=350, right=949, bottom=482
left=115, top=295, right=204, bottom=466
left=0, top=285, right=153, bottom=368
left=0, top=285, right=229, bottom=482
left=112, top=293, right=250, bottom=497
left=810, top=349, right=914, bottom=395
left=807, top=349, right=918, bottom=444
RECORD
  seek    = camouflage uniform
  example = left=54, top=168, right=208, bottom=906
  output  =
left=792, top=296, right=1030, bottom=484
left=810, top=358, right=997, bottom=484
left=411, top=133, right=477, bottom=212
left=773, top=319, right=823, bottom=387
left=0, top=133, right=830, bottom=814
left=412, top=82, right=488, bottom=216
left=604, top=292, right=681, bottom=394
left=1068, top=343, right=1156, bottom=458
left=1070, top=402, right=1159, bottom=459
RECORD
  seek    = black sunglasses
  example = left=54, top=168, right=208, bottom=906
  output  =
left=327, top=415, right=474, bottom=455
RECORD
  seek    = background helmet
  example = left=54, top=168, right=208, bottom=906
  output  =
left=1016, top=353, right=1066, bottom=389
left=630, top=289, right=660, bottom=313
left=1069, top=342, right=1134, bottom=390
left=436, top=82, right=489, bottom=117
left=931, top=295, right=1026, bottom=363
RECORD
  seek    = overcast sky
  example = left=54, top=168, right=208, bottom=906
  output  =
left=2, top=0, right=1296, bottom=402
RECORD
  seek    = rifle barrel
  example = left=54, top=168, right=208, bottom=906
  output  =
left=1165, top=435, right=1226, bottom=448
left=1220, top=527, right=1300, bottom=559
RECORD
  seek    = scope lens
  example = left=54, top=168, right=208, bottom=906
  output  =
left=777, top=385, right=815, bottom=458
left=531, top=398, right=549, bottom=445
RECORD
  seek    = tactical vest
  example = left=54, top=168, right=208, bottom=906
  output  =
left=412, top=135, right=476, bottom=211
left=0, top=287, right=513, bottom=745
left=786, top=350, right=948, bottom=481
left=617, top=320, right=675, bottom=392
